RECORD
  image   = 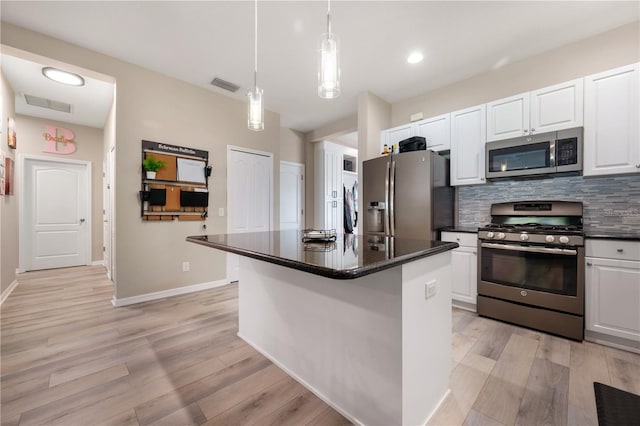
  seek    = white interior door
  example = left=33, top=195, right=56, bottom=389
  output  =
left=279, top=161, right=304, bottom=231
left=227, top=146, right=273, bottom=281
left=21, top=156, right=91, bottom=271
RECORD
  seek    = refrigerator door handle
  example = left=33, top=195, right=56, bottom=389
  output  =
left=390, top=159, right=396, bottom=236
left=384, top=160, right=390, bottom=235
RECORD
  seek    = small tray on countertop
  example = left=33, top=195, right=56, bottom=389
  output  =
left=302, top=229, right=337, bottom=242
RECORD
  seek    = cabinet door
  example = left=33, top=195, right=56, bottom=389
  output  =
left=486, top=92, right=530, bottom=142
left=586, top=257, right=640, bottom=342
left=530, top=78, right=583, bottom=134
left=414, top=114, right=451, bottom=151
left=382, top=124, right=412, bottom=154
left=324, top=199, right=342, bottom=231
left=451, top=247, right=478, bottom=307
left=323, top=149, right=342, bottom=198
left=450, top=104, right=486, bottom=186
left=584, top=63, right=640, bottom=176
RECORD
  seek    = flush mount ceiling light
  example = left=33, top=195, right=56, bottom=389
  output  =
left=318, top=0, right=340, bottom=99
left=407, top=52, right=424, bottom=64
left=247, top=0, right=264, bottom=131
left=42, top=67, right=85, bottom=86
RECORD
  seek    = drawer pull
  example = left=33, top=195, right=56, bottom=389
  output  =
left=587, top=262, right=592, bottom=266
left=617, top=248, right=624, bottom=253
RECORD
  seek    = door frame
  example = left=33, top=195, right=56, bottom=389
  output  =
left=103, top=146, right=115, bottom=280
left=18, top=154, right=92, bottom=272
left=279, top=160, right=305, bottom=231
left=226, top=145, right=274, bottom=282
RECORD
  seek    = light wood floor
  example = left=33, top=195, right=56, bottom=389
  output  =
left=1, top=266, right=638, bottom=426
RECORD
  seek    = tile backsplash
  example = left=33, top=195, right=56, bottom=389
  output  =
left=458, top=174, right=640, bottom=232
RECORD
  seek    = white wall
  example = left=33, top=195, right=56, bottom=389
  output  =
left=1, top=23, right=284, bottom=300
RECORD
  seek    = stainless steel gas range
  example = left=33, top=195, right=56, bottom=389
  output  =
left=477, top=200, right=585, bottom=341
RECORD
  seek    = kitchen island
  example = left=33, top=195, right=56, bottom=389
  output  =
left=187, top=231, right=458, bottom=426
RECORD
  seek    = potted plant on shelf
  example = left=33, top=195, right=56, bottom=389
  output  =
left=142, top=156, right=166, bottom=180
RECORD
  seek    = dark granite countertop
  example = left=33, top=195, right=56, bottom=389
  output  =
left=187, top=231, right=458, bottom=280
left=584, top=230, right=640, bottom=241
left=440, top=227, right=478, bottom=234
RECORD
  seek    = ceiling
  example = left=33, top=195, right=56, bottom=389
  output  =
left=1, top=1, right=638, bottom=133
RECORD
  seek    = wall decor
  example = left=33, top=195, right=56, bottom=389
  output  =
left=140, top=140, right=210, bottom=221
left=42, top=124, right=77, bottom=155
left=4, top=157, right=14, bottom=195
left=7, top=117, right=16, bottom=149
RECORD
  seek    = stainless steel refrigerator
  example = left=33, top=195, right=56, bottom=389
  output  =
left=363, top=150, right=453, bottom=240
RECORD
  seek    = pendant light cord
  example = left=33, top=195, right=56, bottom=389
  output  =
left=327, top=0, right=332, bottom=35
left=254, top=0, right=258, bottom=88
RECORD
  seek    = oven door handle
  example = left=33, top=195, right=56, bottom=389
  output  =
left=481, top=242, right=577, bottom=256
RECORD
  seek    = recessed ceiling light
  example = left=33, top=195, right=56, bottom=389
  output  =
left=407, top=52, right=424, bottom=64
left=42, top=67, right=85, bottom=86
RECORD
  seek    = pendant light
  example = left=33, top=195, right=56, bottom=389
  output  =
left=248, top=0, right=264, bottom=131
left=318, top=0, right=340, bottom=99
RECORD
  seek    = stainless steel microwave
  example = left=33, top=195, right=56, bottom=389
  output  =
left=486, top=127, right=582, bottom=179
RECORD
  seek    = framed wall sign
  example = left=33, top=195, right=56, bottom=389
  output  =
left=7, top=117, right=16, bottom=149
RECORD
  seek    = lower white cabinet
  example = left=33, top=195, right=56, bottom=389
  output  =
left=442, top=232, right=478, bottom=310
left=585, top=239, right=640, bottom=347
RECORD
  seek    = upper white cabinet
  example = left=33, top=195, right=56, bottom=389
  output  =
left=450, top=104, right=486, bottom=186
left=486, top=78, right=583, bottom=142
left=380, top=114, right=451, bottom=154
left=414, top=113, right=451, bottom=152
left=381, top=124, right=412, bottom=153
left=583, top=63, right=640, bottom=176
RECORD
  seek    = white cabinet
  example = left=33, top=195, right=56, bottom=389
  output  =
left=414, top=113, right=451, bottom=151
left=314, top=141, right=357, bottom=232
left=486, top=78, right=583, bottom=142
left=441, top=232, right=478, bottom=311
left=381, top=124, right=412, bottom=153
left=380, top=114, right=451, bottom=154
left=584, top=63, right=640, bottom=177
left=585, top=239, right=640, bottom=347
left=450, top=104, right=486, bottom=186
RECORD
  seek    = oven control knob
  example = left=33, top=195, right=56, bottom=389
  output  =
left=486, top=231, right=494, bottom=239
left=545, top=235, right=555, bottom=243
left=496, top=232, right=506, bottom=240
left=559, top=236, right=570, bottom=244
left=520, top=234, right=529, bottom=241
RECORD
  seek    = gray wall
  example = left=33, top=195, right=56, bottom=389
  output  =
left=458, top=175, right=640, bottom=233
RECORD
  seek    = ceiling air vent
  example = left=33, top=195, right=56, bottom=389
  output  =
left=24, top=94, right=72, bottom=113
left=210, top=77, right=240, bottom=93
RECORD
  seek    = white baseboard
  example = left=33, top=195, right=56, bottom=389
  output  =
left=91, top=260, right=105, bottom=266
left=111, top=279, right=230, bottom=307
left=1, top=279, right=19, bottom=305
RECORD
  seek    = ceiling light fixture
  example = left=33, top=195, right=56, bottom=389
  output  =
left=407, top=52, right=424, bottom=64
left=318, top=0, right=340, bottom=99
left=42, top=67, right=85, bottom=86
left=247, top=0, right=264, bottom=131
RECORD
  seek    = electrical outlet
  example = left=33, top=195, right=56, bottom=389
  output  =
left=218, top=207, right=225, bottom=217
left=182, top=261, right=190, bottom=272
left=425, top=280, right=437, bottom=299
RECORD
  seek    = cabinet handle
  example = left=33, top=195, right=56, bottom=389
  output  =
left=636, top=164, right=640, bottom=168
left=456, top=238, right=460, bottom=241
left=472, top=251, right=477, bottom=255
left=523, top=129, right=528, bottom=133
left=531, top=128, right=536, bottom=133
left=617, top=248, right=624, bottom=253
left=332, top=201, right=337, bottom=208
left=587, top=262, right=592, bottom=266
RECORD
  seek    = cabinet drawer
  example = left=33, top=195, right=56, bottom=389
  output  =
left=441, top=232, right=478, bottom=248
left=586, top=239, right=640, bottom=261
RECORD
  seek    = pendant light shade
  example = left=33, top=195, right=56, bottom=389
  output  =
left=247, top=87, right=264, bottom=131
left=248, top=0, right=264, bottom=131
left=318, top=0, right=340, bottom=99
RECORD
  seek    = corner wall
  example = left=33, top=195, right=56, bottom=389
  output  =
left=0, top=71, right=18, bottom=296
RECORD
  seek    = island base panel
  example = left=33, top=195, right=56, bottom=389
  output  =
left=237, top=252, right=452, bottom=425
